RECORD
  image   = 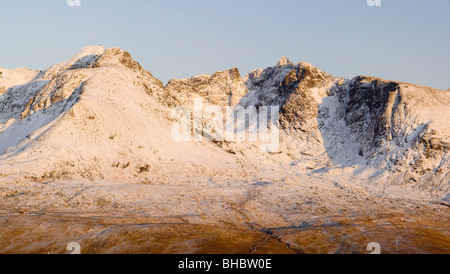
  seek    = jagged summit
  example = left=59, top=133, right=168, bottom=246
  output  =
left=240, top=56, right=335, bottom=109
left=277, top=56, right=295, bottom=67
left=276, top=58, right=322, bottom=73
left=166, top=67, right=246, bottom=107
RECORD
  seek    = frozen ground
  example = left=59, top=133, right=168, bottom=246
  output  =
left=0, top=172, right=448, bottom=254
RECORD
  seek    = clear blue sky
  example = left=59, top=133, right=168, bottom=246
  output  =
left=1, top=0, right=449, bottom=89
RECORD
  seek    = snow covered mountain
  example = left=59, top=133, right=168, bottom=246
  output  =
left=0, top=46, right=449, bottom=254
left=0, top=46, right=448, bottom=199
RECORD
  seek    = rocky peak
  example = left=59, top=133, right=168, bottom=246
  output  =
left=165, top=67, right=247, bottom=107
left=90, top=47, right=172, bottom=107
left=94, top=48, right=140, bottom=71
left=39, top=46, right=107, bottom=80
left=277, top=57, right=295, bottom=67
left=240, top=58, right=334, bottom=108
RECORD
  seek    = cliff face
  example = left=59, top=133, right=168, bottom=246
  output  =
left=319, top=77, right=449, bottom=194
left=93, top=47, right=177, bottom=107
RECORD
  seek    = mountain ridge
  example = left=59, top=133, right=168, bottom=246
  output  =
left=0, top=46, right=448, bottom=201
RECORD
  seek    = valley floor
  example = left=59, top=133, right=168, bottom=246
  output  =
left=0, top=171, right=448, bottom=254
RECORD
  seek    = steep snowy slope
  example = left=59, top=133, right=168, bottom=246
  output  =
left=0, top=46, right=240, bottom=183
